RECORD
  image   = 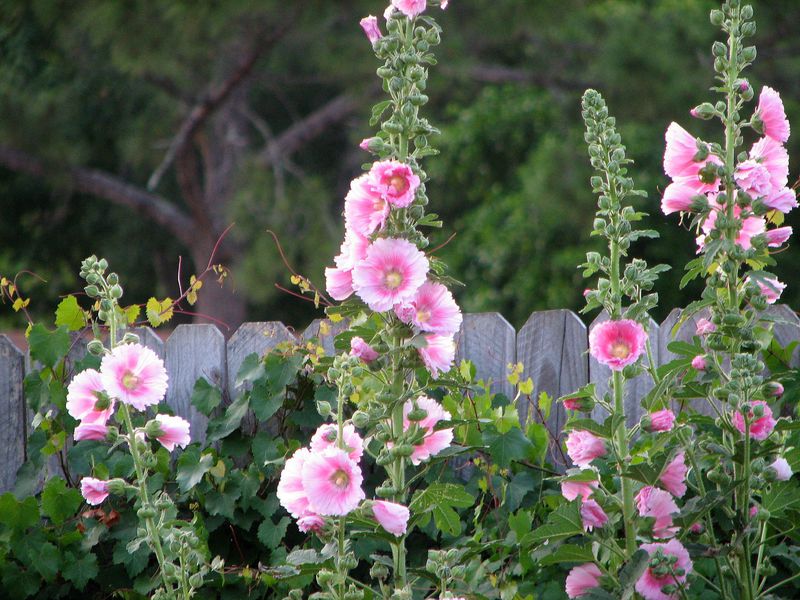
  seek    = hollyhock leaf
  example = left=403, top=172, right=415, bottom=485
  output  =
left=0, top=493, right=40, bottom=531
left=251, top=379, right=285, bottom=422
left=581, top=590, right=617, bottom=600
left=523, top=502, right=584, bottom=545
left=113, top=538, right=150, bottom=578
left=28, top=323, right=70, bottom=368
left=762, top=481, right=800, bottom=516
left=526, top=421, right=549, bottom=465
left=145, top=297, right=173, bottom=327
left=506, top=471, right=538, bottom=512
left=258, top=516, right=290, bottom=549
left=41, top=477, right=81, bottom=525
left=205, top=483, right=241, bottom=520
left=484, top=427, right=532, bottom=468
left=432, top=504, right=461, bottom=535
left=191, top=377, right=222, bottom=416
left=235, top=353, right=265, bottom=387
left=537, top=543, right=595, bottom=566
left=286, top=549, right=324, bottom=566
left=176, top=447, right=214, bottom=493
left=618, top=549, right=649, bottom=598
left=206, top=393, right=250, bottom=442
left=54, top=295, right=86, bottom=331
left=1, top=567, right=41, bottom=598
left=62, top=551, right=99, bottom=591
left=508, top=510, right=533, bottom=540
left=370, top=100, right=391, bottom=126
left=123, top=304, right=141, bottom=324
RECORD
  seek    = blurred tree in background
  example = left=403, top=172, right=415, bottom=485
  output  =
left=1, top=0, right=798, bottom=332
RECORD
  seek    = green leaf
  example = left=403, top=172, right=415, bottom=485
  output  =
left=62, top=551, right=99, bottom=591
left=508, top=510, right=533, bottom=540
left=206, top=393, right=250, bottom=442
left=1, top=567, right=41, bottom=598
left=286, top=549, right=324, bottom=566
left=191, top=377, right=222, bottom=416
left=523, top=501, right=583, bottom=545
left=538, top=543, right=595, bottom=566
left=235, top=353, right=265, bottom=386
left=619, top=549, right=649, bottom=599
left=258, top=516, right=290, bottom=549
left=29, top=541, right=60, bottom=582
left=410, top=483, right=473, bottom=536
left=41, top=477, right=81, bottom=525
left=483, top=427, right=532, bottom=468
left=54, top=295, right=85, bottom=331
left=762, top=481, right=800, bottom=516
left=252, top=432, right=281, bottom=465
left=176, top=446, right=214, bottom=493
left=28, top=324, right=70, bottom=368
left=369, top=100, right=391, bottom=126
left=0, top=493, right=40, bottom=531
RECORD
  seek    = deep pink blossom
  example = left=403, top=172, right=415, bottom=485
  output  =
left=301, top=448, right=365, bottom=516
left=754, top=277, right=786, bottom=304
left=689, top=522, right=704, bottom=534
left=359, top=16, right=383, bottom=44
left=297, top=512, right=325, bottom=533
left=418, top=333, right=455, bottom=378
left=565, top=430, right=607, bottom=468
left=695, top=318, right=716, bottom=336
left=691, top=355, right=707, bottom=371
left=763, top=187, right=798, bottom=213
left=757, top=86, right=790, bottom=143
left=100, top=343, right=168, bottom=411
left=368, top=160, right=420, bottom=208
left=660, top=453, right=687, bottom=498
left=151, top=414, right=191, bottom=451
left=81, top=477, right=110, bottom=506
left=277, top=447, right=312, bottom=518
left=750, top=136, right=789, bottom=192
left=565, top=563, right=602, bottom=598
left=698, top=199, right=765, bottom=251
left=580, top=499, right=608, bottom=531
left=397, top=280, right=462, bottom=335
left=403, top=396, right=453, bottom=464
left=310, top=423, right=364, bottom=461
left=661, top=178, right=704, bottom=215
left=735, top=159, right=774, bottom=198
left=351, top=237, right=429, bottom=312
left=345, top=174, right=390, bottom=237
left=589, top=319, right=647, bottom=371
left=636, top=486, right=679, bottom=539
left=771, top=457, right=793, bottom=481
left=765, top=226, right=792, bottom=247
left=74, top=422, right=109, bottom=441
left=373, top=500, right=410, bottom=536
left=663, top=123, right=706, bottom=178
left=733, top=400, right=777, bottom=441
left=648, top=409, right=676, bottom=433
left=635, top=540, right=693, bottom=600
left=391, top=0, right=427, bottom=18
left=561, top=479, right=598, bottom=502
left=67, top=369, right=115, bottom=424
left=350, top=336, right=379, bottom=362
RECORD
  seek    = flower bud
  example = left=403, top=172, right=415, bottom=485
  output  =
left=316, top=569, right=334, bottom=586
left=188, top=573, right=204, bottom=589
left=741, top=4, right=754, bottom=19
left=109, top=284, right=123, bottom=299
left=376, top=485, right=397, bottom=498
left=84, top=285, right=100, bottom=298
left=712, top=41, right=727, bottom=57
left=741, top=46, right=757, bottom=62
left=106, top=478, right=127, bottom=495
left=87, top=339, right=106, bottom=356
left=406, top=407, right=428, bottom=421
left=691, top=102, right=716, bottom=120
left=137, top=505, right=157, bottom=520
left=741, top=21, right=756, bottom=37
left=97, top=258, right=109, bottom=272
left=370, top=562, right=389, bottom=580
left=316, top=401, right=331, bottom=418
left=390, top=444, right=415, bottom=458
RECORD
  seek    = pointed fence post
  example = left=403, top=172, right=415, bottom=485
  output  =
left=454, top=313, right=516, bottom=399
left=302, top=318, right=348, bottom=358
left=0, top=336, right=25, bottom=492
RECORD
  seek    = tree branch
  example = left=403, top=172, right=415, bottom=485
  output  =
left=256, top=94, right=358, bottom=167
left=0, top=144, right=195, bottom=248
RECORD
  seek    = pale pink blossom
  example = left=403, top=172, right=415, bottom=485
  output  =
left=589, top=319, right=647, bottom=371
left=755, top=277, right=786, bottom=304
left=765, top=226, right=792, bottom=247
left=74, top=422, right=109, bottom=441
left=297, top=512, right=326, bottom=533
left=373, top=500, right=410, bottom=536
left=80, top=477, right=110, bottom=505
left=635, top=540, right=693, bottom=600
left=67, top=369, right=115, bottom=424
left=345, top=174, right=390, bottom=237
left=440, top=0, right=449, bottom=7
left=636, top=486, right=679, bottom=539
left=771, top=457, right=793, bottom=481
left=352, top=237, right=429, bottom=312
left=403, top=396, right=453, bottom=464
left=763, top=187, right=798, bottom=213
left=660, top=453, right=687, bottom=498
left=750, top=136, right=789, bottom=192
left=368, top=160, right=421, bottom=207
left=326, top=231, right=370, bottom=301
left=565, top=563, right=602, bottom=598
left=391, top=0, right=427, bottom=18
left=580, top=499, right=608, bottom=531
left=561, top=479, right=598, bottom=501
left=565, top=430, right=607, bottom=468
left=277, top=447, right=312, bottom=518
left=695, top=318, right=716, bottom=336
left=756, top=86, right=790, bottom=143
left=100, top=343, right=168, bottom=411
left=691, top=355, right=707, bottom=371
left=310, top=423, right=364, bottom=461
left=301, top=448, right=365, bottom=516
left=733, top=400, right=777, bottom=441
left=418, top=333, right=455, bottom=378
left=735, top=159, right=773, bottom=198
left=663, top=123, right=706, bottom=179
left=661, top=178, right=704, bottom=215
left=151, top=414, right=191, bottom=451
left=397, top=280, right=462, bottom=335
left=648, top=409, right=676, bottom=433
left=325, top=266, right=356, bottom=301
left=359, top=137, right=375, bottom=151
left=359, top=15, right=383, bottom=44
left=350, top=337, right=379, bottom=362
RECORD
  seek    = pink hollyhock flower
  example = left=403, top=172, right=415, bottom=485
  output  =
left=350, top=336, right=379, bottom=362
left=763, top=187, right=798, bottom=213
left=661, top=178, right=704, bottom=215
left=565, top=430, right=607, bottom=468
left=302, top=448, right=365, bottom=516
left=750, top=504, right=759, bottom=519
left=368, top=160, right=421, bottom=208
left=580, top=499, right=608, bottom=531
left=310, top=423, right=364, bottom=461
left=373, top=500, right=410, bottom=536
left=699, top=199, right=765, bottom=251
left=660, top=453, right=687, bottom=498
left=648, top=409, right=676, bottom=433
left=766, top=226, right=792, bottom=247
left=345, top=174, right=390, bottom=237
left=565, top=563, right=602, bottom=598
left=691, top=355, right=707, bottom=371
left=326, top=266, right=355, bottom=301
left=757, top=86, right=791, bottom=143
left=418, top=333, right=455, bottom=378
left=297, top=512, right=325, bottom=533
left=695, top=318, right=716, bottom=336
left=767, top=382, right=785, bottom=397
left=67, top=369, right=115, bottom=424
left=151, top=414, right=191, bottom=451
left=360, top=137, right=375, bottom=151
left=636, top=486, right=679, bottom=539
left=74, top=422, right=109, bottom=441
left=391, top=0, right=427, bottom=19
left=277, top=447, right=312, bottom=518
left=663, top=123, right=708, bottom=179
left=441, top=0, right=449, bottom=7
left=359, top=15, right=382, bottom=44
left=326, top=231, right=370, bottom=301
left=351, top=237, right=429, bottom=312
left=81, top=477, right=110, bottom=505
left=100, top=343, right=168, bottom=411
left=403, top=396, right=453, bottom=464
left=755, top=277, right=786, bottom=304
left=398, top=280, right=463, bottom=335
left=689, top=522, right=704, bottom=534
left=563, top=398, right=584, bottom=411
left=589, top=319, right=647, bottom=371
left=733, top=400, right=777, bottom=441
left=750, top=136, right=789, bottom=192
left=561, top=479, right=598, bottom=502
left=771, top=457, right=793, bottom=481
left=735, top=159, right=774, bottom=198
left=636, top=540, right=693, bottom=600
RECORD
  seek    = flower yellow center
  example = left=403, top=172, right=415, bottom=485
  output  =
left=389, top=175, right=408, bottom=193
left=122, top=371, right=140, bottom=390
left=416, top=309, right=431, bottom=323
left=610, top=341, right=631, bottom=359
left=331, top=469, right=350, bottom=489
left=384, top=269, right=403, bottom=289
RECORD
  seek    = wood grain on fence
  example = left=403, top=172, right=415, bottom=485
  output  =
left=1, top=305, right=799, bottom=492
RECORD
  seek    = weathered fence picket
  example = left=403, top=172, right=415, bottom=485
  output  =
left=1, top=305, right=798, bottom=491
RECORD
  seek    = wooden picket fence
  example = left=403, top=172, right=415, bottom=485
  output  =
left=1, top=306, right=798, bottom=492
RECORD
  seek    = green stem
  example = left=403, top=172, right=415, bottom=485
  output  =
left=613, top=370, right=636, bottom=558
left=389, top=372, right=407, bottom=588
